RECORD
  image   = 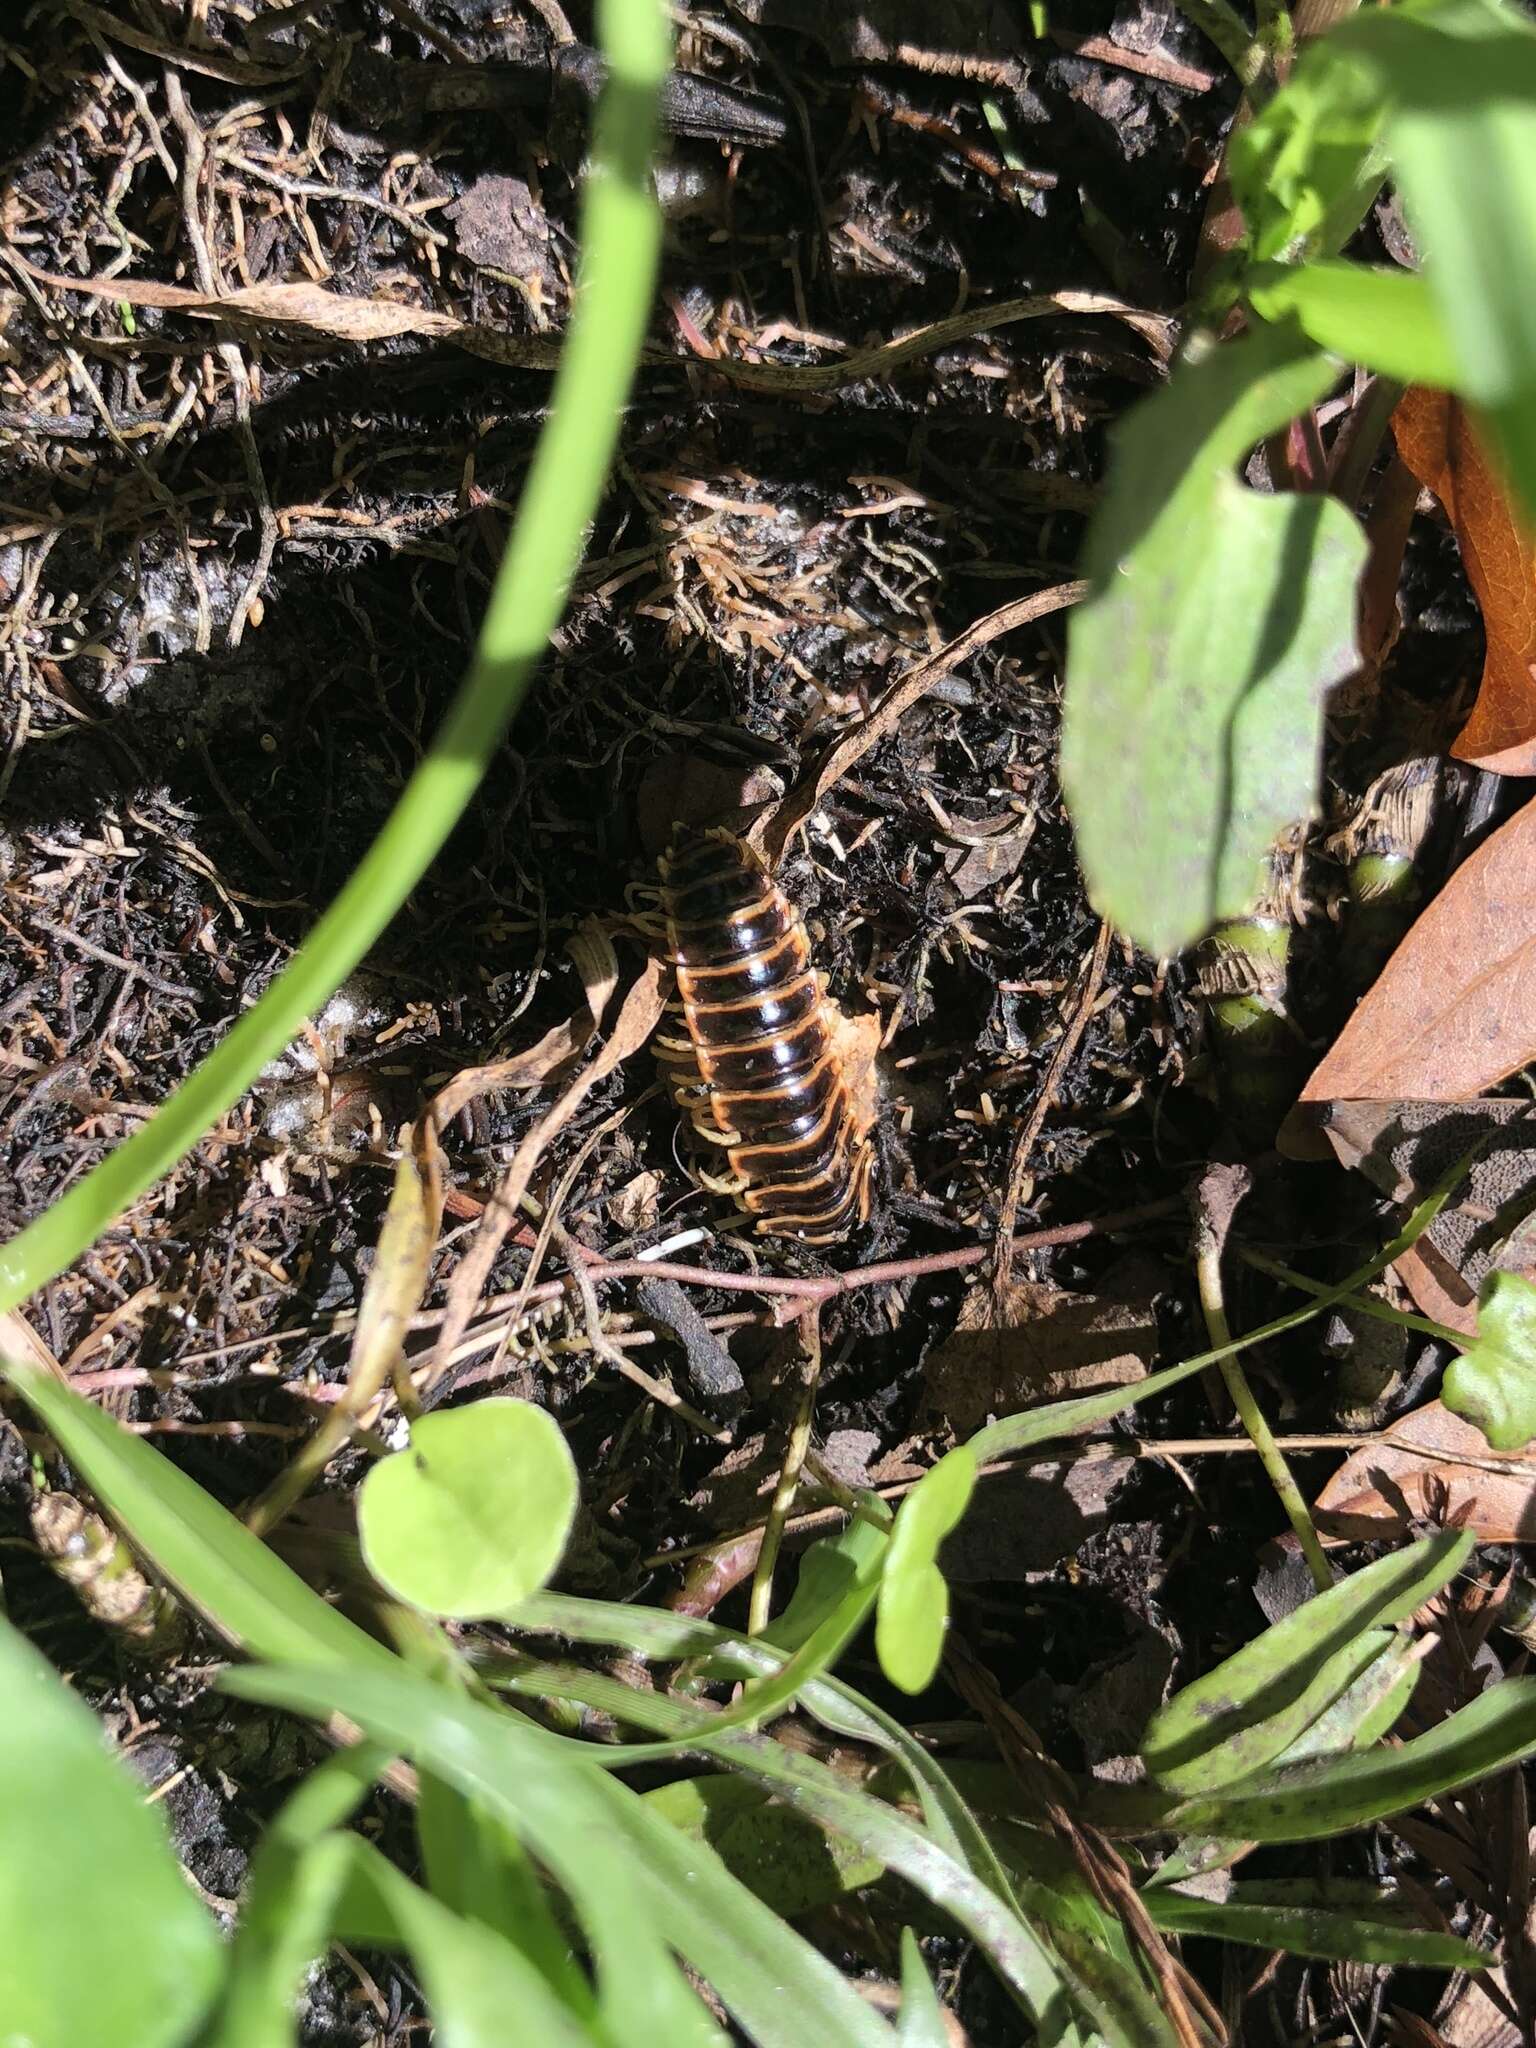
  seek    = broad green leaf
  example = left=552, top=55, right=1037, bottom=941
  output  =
left=1148, top=1881, right=1487, bottom=1969
left=222, top=1662, right=893, bottom=2048
left=876, top=1445, right=976, bottom=1693
left=418, top=1770, right=591, bottom=2015
left=0, top=1354, right=394, bottom=1670
left=1246, top=262, right=1458, bottom=387
left=896, top=1930, right=952, bottom=2048
left=1227, top=34, right=1387, bottom=261
left=1163, top=1674, right=1536, bottom=1840
left=1150, top=1628, right=1398, bottom=1795
left=644, top=1774, right=883, bottom=1915
left=762, top=1504, right=890, bottom=1656
left=1141, top=1530, right=1468, bottom=1788
left=1444, top=1270, right=1536, bottom=1449
left=210, top=1745, right=386, bottom=2048
left=1280, top=1630, right=1423, bottom=1760
left=1333, top=0, right=1536, bottom=522
left=1061, top=323, right=1367, bottom=955
left=330, top=1836, right=605, bottom=2048
left=493, top=1657, right=1165, bottom=2048
left=0, top=1618, right=223, bottom=2048
left=359, top=1399, right=578, bottom=1617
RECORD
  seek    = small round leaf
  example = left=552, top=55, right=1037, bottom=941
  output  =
left=359, top=1399, right=578, bottom=1617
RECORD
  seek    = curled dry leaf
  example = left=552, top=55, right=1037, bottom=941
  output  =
left=15, top=260, right=564, bottom=371
left=428, top=920, right=618, bottom=1131
left=1393, top=387, right=1536, bottom=775
left=1314, top=1399, right=1536, bottom=1544
left=1298, top=797, right=1536, bottom=1103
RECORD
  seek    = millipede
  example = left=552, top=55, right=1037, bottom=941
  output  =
left=655, top=827, right=876, bottom=1244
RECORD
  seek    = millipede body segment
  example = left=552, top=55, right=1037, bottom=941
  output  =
left=656, top=828, right=875, bottom=1243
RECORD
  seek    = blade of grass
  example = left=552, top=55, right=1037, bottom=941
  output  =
left=0, top=0, right=669, bottom=1315
left=222, top=1662, right=897, bottom=2048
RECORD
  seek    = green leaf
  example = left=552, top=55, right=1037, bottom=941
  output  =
left=876, top=1446, right=976, bottom=1694
left=1141, top=1530, right=1468, bottom=1790
left=1060, top=323, right=1367, bottom=956
left=0, top=1617, right=223, bottom=2048
left=1333, top=0, right=1536, bottom=522
left=209, top=1744, right=386, bottom=2048
left=761, top=1505, right=891, bottom=1655
left=359, top=1399, right=578, bottom=1617
left=418, top=1770, right=591, bottom=2015
left=643, top=1774, right=884, bottom=1916
left=895, top=1930, right=952, bottom=2048
left=1163, top=1674, right=1536, bottom=1840
left=330, top=1836, right=607, bottom=2048
left=492, top=1656, right=1164, bottom=2046
left=1228, top=35, right=1387, bottom=262
left=222, top=1662, right=893, bottom=2048
left=0, top=1353, right=394, bottom=1670
left=1146, top=1881, right=1488, bottom=1969
left=568, top=1506, right=893, bottom=1759
left=1444, top=1270, right=1536, bottom=1449
left=1246, top=261, right=1458, bottom=387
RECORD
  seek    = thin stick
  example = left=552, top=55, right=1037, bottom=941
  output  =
left=748, top=1305, right=823, bottom=1635
left=552, top=1224, right=730, bottom=1443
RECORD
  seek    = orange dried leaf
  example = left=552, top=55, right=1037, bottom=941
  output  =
left=1393, top=387, right=1536, bottom=775
left=1315, top=1399, right=1536, bottom=1544
left=1298, top=796, right=1536, bottom=1101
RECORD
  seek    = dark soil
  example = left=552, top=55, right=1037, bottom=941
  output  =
left=0, top=3, right=1524, bottom=2043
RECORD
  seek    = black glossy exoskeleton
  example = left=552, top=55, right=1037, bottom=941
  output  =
left=656, top=828, right=875, bottom=1244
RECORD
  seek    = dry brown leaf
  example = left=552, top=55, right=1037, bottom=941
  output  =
left=1394, top=387, right=1536, bottom=774
left=0, top=1309, right=69, bottom=1386
left=348, top=1117, right=446, bottom=1405
left=1305, top=1099, right=1536, bottom=1327
left=921, top=1255, right=1161, bottom=1438
left=1298, top=797, right=1536, bottom=1101
left=1314, top=1399, right=1536, bottom=1543
left=14, top=260, right=563, bottom=371
left=428, top=921, right=618, bottom=1130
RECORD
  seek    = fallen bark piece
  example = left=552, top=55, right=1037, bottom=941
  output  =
left=1393, top=386, right=1536, bottom=775
left=1314, top=1399, right=1536, bottom=1543
left=1298, top=796, right=1536, bottom=1102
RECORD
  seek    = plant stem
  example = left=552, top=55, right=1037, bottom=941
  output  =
left=1238, top=1247, right=1467, bottom=1346
left=749, top=1306, right=822, bottom=1634
left=1195, top=1232, right=1333, bottom=1592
